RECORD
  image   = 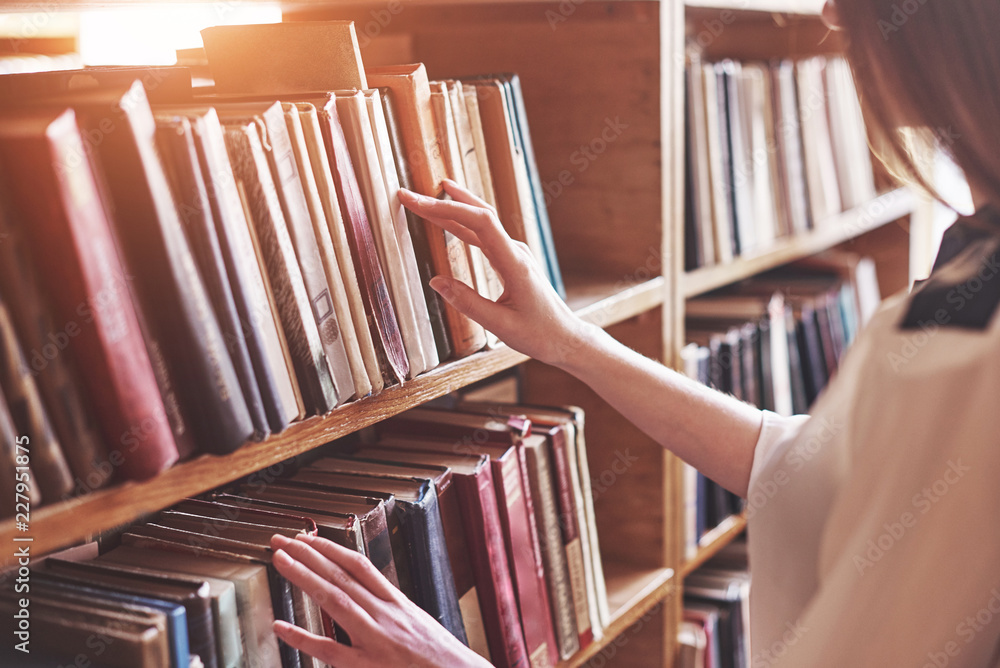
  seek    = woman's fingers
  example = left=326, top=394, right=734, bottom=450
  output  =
left=398, top=187, right=522, bottom=275
left=272, top=534, right=383, bottom=618
left=430, top=276, right=503, bottom=328
left=441, top=178, right=491, bottom=209
left=273, top=619, right=359, bottom=666
left=271, top=545, right=377, bottom=638
left=295, top=533, right=402, bottom=603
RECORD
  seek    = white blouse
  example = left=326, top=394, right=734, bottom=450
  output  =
left=746, top=281, right=1000, bottom=666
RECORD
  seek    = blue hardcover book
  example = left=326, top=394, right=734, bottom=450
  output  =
left=500, top=74, right=566, bottom=298
left=31, top=575, right=190, bottom=668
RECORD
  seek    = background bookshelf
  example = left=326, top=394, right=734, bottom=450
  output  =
left=0, top=1, right=935, bottom=668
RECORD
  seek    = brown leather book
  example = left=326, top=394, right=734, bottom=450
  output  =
left=354, top=444, right=493, bottom=662
left=299, top=458, right=467, bottom=644
left=155, top=505, right=328, bottom=668
left=100, top=543, right=280, bottom=668
left=154, top=114, right=270, bottom=441
left=214, top=101, right=353, bottom=407
left=120, top=524, right=301, bottom=668
left=295, top=102, right=384, bottom=395
left=83, top=558, right=243, bottom=668
left=228, top=482, right=398, bottom=587
left=0, top=188, right=110, bottom=495
left=366, top=63, right=447, bottom=196
left=0, top=298, right=73, bottom=502
left=61, top=83, right=255, bottom=457
left=283, top=103, right=372, bottom=400
left=206, top=493, right=366, bottom=555
left=202, top=21, right=367, bottom=96
left=0, top=593, right=171, bottom=668
left=173, top=106, right=301, bottom=432
left=223, top=120, right=339, bottom=416
left=522, top=432, right=580, bottom=659
left=0, top=107, right=179, bottom=481
left=42, top=557, right=217, bottom=668
left=368, top=65, right=485, bottom=358
left=0, top=65, right=193, bottom=105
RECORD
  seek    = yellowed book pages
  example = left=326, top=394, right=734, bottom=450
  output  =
left=335, top=91, right=430, bottom=378
left=296, top=102, right=384, bottom=395
left=283, top=103, right=371, bottom=399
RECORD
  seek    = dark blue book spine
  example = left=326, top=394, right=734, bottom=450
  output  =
left=398, top=491, right=468, bottom=645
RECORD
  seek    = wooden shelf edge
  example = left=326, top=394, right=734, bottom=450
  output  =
left=0, top=278, right=661, bottom=568
left=685, top=0, right=824, bottom=14
left=682, top=188, right=916, bottom=298
left=680, top=513, right=747, bottom=577
left=558, top=565, right=676, bottom=668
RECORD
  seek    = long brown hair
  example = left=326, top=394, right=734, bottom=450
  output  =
left=835, top=0, right=1000, bottom=205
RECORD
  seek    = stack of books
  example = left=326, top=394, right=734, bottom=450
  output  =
left=680, top=541, right=751, bottom=668
left=0, top=403, right=608, bottom=668
left=681, top=253, right=881, bottom=555
left=684, top=53, right=876, bottom=270
left=0, top=20, right=564, bottom=513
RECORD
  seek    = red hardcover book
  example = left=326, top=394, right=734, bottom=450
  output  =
left=318, top=98, right=408, bottom=385
left=453, top=452, right=530, bottom=668
left=378, top=432, right=558, bottom=668
left=0, top=108, right=178, bottom=480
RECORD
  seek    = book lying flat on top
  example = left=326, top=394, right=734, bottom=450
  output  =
left=202, top=21, right=367, bottom=96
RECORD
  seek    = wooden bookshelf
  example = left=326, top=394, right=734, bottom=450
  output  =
left=683, top=188, right=917, bottom=298
left=0, top=0, right=935, bottom=666
left=680, top=513, right=748, bottom=577
left=560, top=563, right=677, bottom=668
left=0, top=277, right=663, bottom=570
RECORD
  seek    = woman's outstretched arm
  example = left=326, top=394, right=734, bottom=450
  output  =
left=399, top=180, right=763, bottom=497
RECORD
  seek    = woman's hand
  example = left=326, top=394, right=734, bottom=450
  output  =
left=270, top=533, right=490, bottom=668
left=398, top=180, right=595, bottom=369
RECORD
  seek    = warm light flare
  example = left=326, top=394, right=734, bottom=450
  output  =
left=79, top=3, right=282, bottom=66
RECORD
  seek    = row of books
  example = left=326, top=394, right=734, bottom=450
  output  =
left=0, top=20, right=564, bottom=510
left=680, top=541, right=751, bottom=668
left=0, top=403, right=608, bottom=668
left=680, top=253, right=881, bottom=556
left=684, top=53, right=877, bottom=270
